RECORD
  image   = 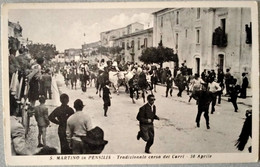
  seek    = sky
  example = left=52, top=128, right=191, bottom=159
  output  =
left=8, top=8, right=160, bottom=52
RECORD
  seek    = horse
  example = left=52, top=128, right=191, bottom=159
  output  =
left=129, top=71, right=152, bottom=104
left=96, top=71, right=109, bottom=97
left=124, top=71, right=134, bottom=93
left=62, top=69, right=70, bottom=87
left=79, top=68, right=90, bottom=92
left=108, top=71, right=128, bottom=95
left=69, top=68, right=78, bottom=89
left=89, top=71, right=97, bottom=87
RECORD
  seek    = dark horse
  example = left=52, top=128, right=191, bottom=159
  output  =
left=79, top=68, right=90, bottom=92
left=69, top=68, right=78, bottom=89
left=96, top=70, right=109, bottom=97
left=129, top=72, right=152, bottom=104
left=235, top=109, right=252, bottom=152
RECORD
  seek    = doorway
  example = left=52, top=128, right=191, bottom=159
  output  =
left=218, top=54, right=224, bottom=70
left=195, top=58, right=200, bottom=75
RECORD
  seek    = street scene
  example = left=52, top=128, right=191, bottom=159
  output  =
left=7, top=6, right=254, bottom=157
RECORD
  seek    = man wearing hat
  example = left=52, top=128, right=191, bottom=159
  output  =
left=240, top=72, right=249, bottom=98
left=66, top=99, right=93, bottom=154
left=136, top=94, right=160, bottom=153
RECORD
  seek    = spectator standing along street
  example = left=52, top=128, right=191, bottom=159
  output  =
left=27, top=57, right=44, bottom=107
left=229, top=78, right=241, bottom=112
left=34, top=96, right=50, bottom=147
left=240, top=73, right=249, bottom=98
left=48, top=94, right=74, bottom=154
left=42, top=69, right=52, bottom=99
left=217, top=69, right=225, bottom=104
left=10, top=93, right=31, bottom=155
left=224, top=69, right=232, bottom=96
left=66, top=99, right=93, bottom=154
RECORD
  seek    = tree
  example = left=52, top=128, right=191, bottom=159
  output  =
left=97, top=46, right=109, bottom=56
left=139, top=46, right=178, bottom=67
left=139, top=47, right=158, bottom=64
left=109, top=46, right=123, bottom=55
left=27, top=43, right=58, bottom=61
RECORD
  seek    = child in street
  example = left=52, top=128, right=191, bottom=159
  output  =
left=103, top=80, right=111, bottom=117
left=34, top=96, right=50, bottom=147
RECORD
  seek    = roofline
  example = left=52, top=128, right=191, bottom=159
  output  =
left=113, top=27, right=153, bottom=40
left=100, top=26, right=125, bottom=34
left=126, top=22, right=143, bottom=27
left=152, top=8, right=171, bottom=15
left=100, top=22, right=143, bottom=34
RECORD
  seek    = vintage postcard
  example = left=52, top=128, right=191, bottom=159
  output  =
left=2, top=1, right=259, bottom=166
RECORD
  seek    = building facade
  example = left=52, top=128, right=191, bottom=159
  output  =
left=8, top=21, right=33, bottom=55
left=113, top=28, right=153, bottom=64
left=64, top=48, right=82, bottom=63
left=81, top=41, right=106, bottom=64
left=8, top=21, right=22, bottom=38
left=100, top=22, right=144, bottom=47
left=153, top=8, right=252, bottom=84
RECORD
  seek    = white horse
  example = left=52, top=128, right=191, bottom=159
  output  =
left=109, top=71, right=127, bottom=95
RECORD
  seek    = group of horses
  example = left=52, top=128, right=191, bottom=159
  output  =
left=61, top=67, right=96, bottom=91
left=61, top=65, right=153, bottom=104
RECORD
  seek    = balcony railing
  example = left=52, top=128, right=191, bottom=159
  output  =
left=212, top=27, right=228, bottom=47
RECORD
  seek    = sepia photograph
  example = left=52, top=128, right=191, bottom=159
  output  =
left=2, top=1, right=259, bottom=166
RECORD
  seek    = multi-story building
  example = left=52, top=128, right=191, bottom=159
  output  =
left=153, top=8, right=252, bottom=84
left=113, top=28, right=153, bottom=63
left=100, top=22, right=144, bottom=47
left=8, top=21, right=33, bottom=55
left=81, top=41, right=102, bottom=64
left=8, top=21, right=23, bottom=55
left=64, top=48, right=82, bottom=63
left=82, top=41, right=101, bottom=56
left=8, top=21, right=22, bottom=38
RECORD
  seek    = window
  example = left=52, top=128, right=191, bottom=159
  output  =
left=197, top=8, right=201, bottom=19
left=122, top=42, right=125, bottom=49
left=161, top=16, right=163, bottom=27
left=138, top=40, right=140, bottom=50
left=221, top=18, right=226, bottom=33
left=176, top=11, right=179, bottom=25
left=144, top=38, right=148, bottom=48
left=196, top=29, right=200, bottom=44
left=131, top=40, right=135, bottom=50
left=185, top=29, right=188, bottom=38
left=176, top=33, right=178, bottom=49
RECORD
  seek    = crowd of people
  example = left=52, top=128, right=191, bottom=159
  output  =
left=9, top=48, right=108, bottom=155
left=9, top=46, right=251, bottom=155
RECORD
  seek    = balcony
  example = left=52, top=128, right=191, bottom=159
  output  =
left=212, top=27, right=228, bottom=47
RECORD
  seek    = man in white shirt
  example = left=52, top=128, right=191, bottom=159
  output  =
left=66, top=99, right=93, bottom=154
left=208, top=78, right=221, bottom=114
